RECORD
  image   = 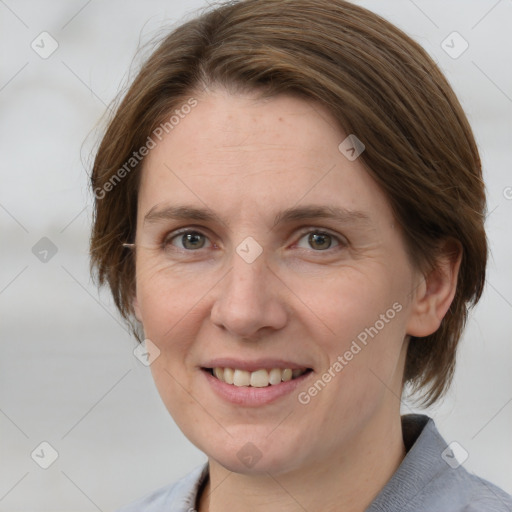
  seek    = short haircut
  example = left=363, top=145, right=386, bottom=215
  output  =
left=90, top=0, right=487, bottom=406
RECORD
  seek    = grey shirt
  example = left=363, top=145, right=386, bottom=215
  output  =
left=116, top=414, right=512, bottom=511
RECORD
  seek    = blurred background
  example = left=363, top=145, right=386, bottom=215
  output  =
left=0, top=0, right=511, bottom=510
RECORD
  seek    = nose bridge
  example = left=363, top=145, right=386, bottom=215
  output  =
left=223, top=243, right=269, bottom=312
left=224, top=232, right=268, bottom=297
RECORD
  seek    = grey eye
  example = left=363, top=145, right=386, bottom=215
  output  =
left=166, top=231, right=212, bottom=250
left=297, top=231, right=340, bottom=251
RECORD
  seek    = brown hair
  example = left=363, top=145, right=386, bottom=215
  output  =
left=90, top=0, right=487, bottom=406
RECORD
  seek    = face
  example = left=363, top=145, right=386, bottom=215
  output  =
left=133, top=88, right=424, bottom=476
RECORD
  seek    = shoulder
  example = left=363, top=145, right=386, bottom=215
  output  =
left=115, top=483, right=176, bottom=512
left=368, top=415, right=512, bottom=512
left=453, top=471, right=512, bottom=512
left=115, top=463, right=208, bottom=512
left=418, top=417, right=512, bottom=511
left=423, top=468, right=512, bottom=512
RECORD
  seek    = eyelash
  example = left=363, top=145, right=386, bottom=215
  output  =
left=160, top=227, right=347, bottom=254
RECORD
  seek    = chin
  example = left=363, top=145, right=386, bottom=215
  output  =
left=214, top=453, right=304, bottom=476
left=200, top=433, right=309, bottom=476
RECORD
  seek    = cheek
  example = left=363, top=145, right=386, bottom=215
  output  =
left=135, top=261, right=210, bottom=338
left=301, top=269, right=408, bottom=382
left=149, top=359, right=204, bottom=431
left=294, top=268, right=399, bottom=339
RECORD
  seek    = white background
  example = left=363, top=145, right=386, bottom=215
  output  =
left=0, top=0, right=511, bottom=510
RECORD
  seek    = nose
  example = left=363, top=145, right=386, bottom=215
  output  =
left=209, top=248, right=288, bottom=340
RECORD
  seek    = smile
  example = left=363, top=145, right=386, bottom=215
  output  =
left=205, top=367, right=312, bottom=387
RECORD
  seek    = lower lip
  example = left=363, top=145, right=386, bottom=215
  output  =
left=202, top=369, right=312, bottom=407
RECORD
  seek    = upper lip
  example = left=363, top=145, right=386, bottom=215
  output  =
left=201, top=358, right=312, bottom=372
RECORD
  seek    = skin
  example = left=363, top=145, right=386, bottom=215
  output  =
left=132, top=87, right=461, bottom=512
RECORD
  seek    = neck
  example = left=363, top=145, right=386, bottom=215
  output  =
left=198, top=409, right=406, bottom=512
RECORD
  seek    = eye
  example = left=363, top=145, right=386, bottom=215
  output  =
left=161, top=227, right=345, bottom=253
left=295, top=230, right=343, bottom=251
left=163, top=229, right=214, bottom=251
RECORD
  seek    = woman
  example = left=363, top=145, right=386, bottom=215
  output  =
left=90, top=0, right=512, bottom=510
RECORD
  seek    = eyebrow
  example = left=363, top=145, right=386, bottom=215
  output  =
left=143, top=204, right=372, bottom=229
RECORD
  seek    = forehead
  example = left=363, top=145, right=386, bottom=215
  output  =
left=137, top=89, right=393, bottom=228
left=150, top=90, right=337, bottom=169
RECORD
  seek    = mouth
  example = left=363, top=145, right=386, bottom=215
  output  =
left=202, top=367, right=313, bottom=387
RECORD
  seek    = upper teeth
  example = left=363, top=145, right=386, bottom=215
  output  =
left=212, top=367, right=307, bottom=387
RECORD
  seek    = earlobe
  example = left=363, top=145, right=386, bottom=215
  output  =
left=406, top=240, right=462, bottom=338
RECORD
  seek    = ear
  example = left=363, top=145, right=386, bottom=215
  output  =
left=406, top=239, right=462, bottom=338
